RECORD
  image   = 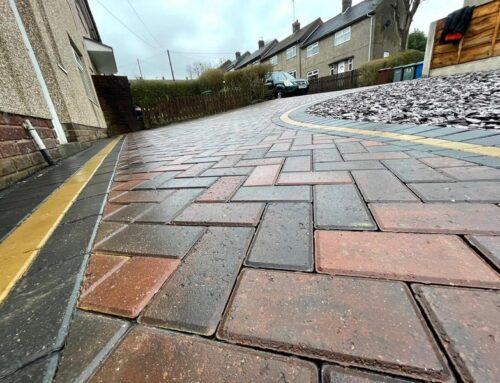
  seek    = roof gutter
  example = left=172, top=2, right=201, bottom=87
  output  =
left=8, top=0, right=68, bottom=144
left=367, top=12, right=374, bottom=62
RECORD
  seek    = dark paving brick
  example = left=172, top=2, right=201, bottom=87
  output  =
left=277, top=171, right=352, bottom=185
left=352, top=170, right=418, bottom=202
left=201, top=167, right=253, bottom=177
left=173, top=202, right=264, bottom=226
left=177, top=162, right=214, bottom=177
left=90, top=326, right=318, bottom=383
left=140, top=227, right=254, bottom=335
left=218, top=269, right=450, bottom=381
left=266, top=149, right=311, bottom=157
left=314, top=160, right=385, bottom=171
left=133, top=171, right=180, bottom=189
left=418, top=157, right=476, bottom=168
left=61, top=194, right=105, bottom=223
left=232, top=185, right=312, bottom=201
left=77, top=181, right=111, bottom=200
left=0, top=256, right=84, bottom=378
left=382, top=159, right=451, bottom=182
left=408, top=181, right=500, bottom=203
left=54, top=311, right=129, bottom=383
left=236, top=158, right=283, bottom=167
left=418, top=127, right=466, bottom=138
left=466, top=235, right=500, bottom=269
left=336, top=142, right=367, bottom=154
left=464, top=134, right=500, bottom=146
left=343, top=152, right=410, bottom=161
left=93, top=222, right=124, bottom=247
left=246, top=203, right=313, bottom=271
left=135, top=189, right=203, bottom=223
left=242, top=147, right=269, bottom=159
left=437, top=129, right=498, bottom=142
left=109, top=190, right=173, bottom=204
left=414, top=285, right=500, bottom=383
left=322, top=365, right=414, bottom=383
left=438, top=166, right=500, bottom=181
left=103, top=203, right=155, bottom=223
left=465, top=155, right=500, bottom=168
left=314, top=184, right=376, bottom=230
left=95, top=224, right=205, bottom=258
left=313, top=148, right=342, bottom=162
left=2, top=354, right=59, bottom=383
left=159, top=176, right=218, bottom=189
left=370, top=202, right=500, bottom=235
left=316, top=231, right=499, bottom=288
left=212, top=155, right=243, bottom=168
left=282, top=156, right=311, bottom=172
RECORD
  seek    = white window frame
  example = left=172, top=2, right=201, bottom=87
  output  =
left=347, top=57, right=353, bottom=71
left=71, top=44, right=97, bottom=103
left=306, top=42, right=319, bottom=58
left=306, top=69, right=319, bottom=80
left=288, top=70, right=297, bottom=78
left=286, top=45, right=297, bottom=60
left=270, top=55, right=278, bottom=66
left=334, top=26, right=351, bottom=46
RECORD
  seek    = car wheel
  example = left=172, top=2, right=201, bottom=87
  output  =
left=275, top=89, right=283, bottom=99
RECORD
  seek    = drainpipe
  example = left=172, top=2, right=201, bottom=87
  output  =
left=8, top=0, right=68, bottom=144
left=23, top=119, right=55, bottom=165
left=367, top=13, right=374, bottom=62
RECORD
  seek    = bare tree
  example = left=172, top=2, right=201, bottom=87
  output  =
left=186, top=64, right=194, bottom=80
left=191, top=61, right=213, bottom=78
left=391, top=0, right=422, bottom=51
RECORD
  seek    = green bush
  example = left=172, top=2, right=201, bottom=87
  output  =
left=130, top=79, right=201, bottom=106
left=130, top=64, right=272, bottom=107
left=359, top=50, right=425, bottom=86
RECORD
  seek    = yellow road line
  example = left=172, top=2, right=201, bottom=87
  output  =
left=0, top=138, right=119, bottom=303
left=281, top=109, right=500, bottom=158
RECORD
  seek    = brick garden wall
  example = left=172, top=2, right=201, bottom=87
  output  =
left=92, top=75, right=141, bottom=136
left=63, top=122, right=108, bottom=143
left=0, top=112, right=61, bottom=190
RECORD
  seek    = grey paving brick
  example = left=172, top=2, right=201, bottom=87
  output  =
left=266, top=150, right=311, bottom=157
left=419, top=127, right=466, bottom=138
left=140, top=227, right=254, bottom=335
left=336, top=142, right=367, bottom=154
left=465, top=134, right=500, bottom=146
left=282, top=156, right=312, bottom=172
left=135, top=189, right=203, bottom=223
left=439, top=129, right=499, bottom=142
left=2, top=354, right=59, bottom=383
left=313, top=148, right=342, bottom=162
left=95, top=224, right=204, bottom=258
left=352, top=170, right=418, bottom=202
left=322, top=365, right=414, bottom=383
left=54, top=311, right=129, bottom=383
left=159, top=177, right=218, bottom=189
left=134, top=171, right=180, bottom=189
left=62, top=194, right=105, bottom=223
left=246, top=203, right=313, bottom=271
left=409, top=181, right=500, bottom=203
left=466, top=235, right=500, bottom=270
left=232, top=186, right=312, bottom=201
left=104, top=203, right=155, bottom=223
left=314, top=184, right=377, bottom=230
left=414, top=285, right=500, bottom=383
left=382, top=159, right=452, bottom=182
left=438, top=166, right=500, bottom=181
left=201, top=167, right=253, bottom=177
left=243, top=147, right=269, bottom=159
left=173, top=202, right=264, bottom=226
left=465, top=156, right=500, bottom=168
left=314, top=160, right=385, bottom=171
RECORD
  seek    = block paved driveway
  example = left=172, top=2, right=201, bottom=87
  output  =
left=67, top=92, right=499, bottom=382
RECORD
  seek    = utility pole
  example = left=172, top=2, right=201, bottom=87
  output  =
left=167, top=50, right=175, bottom=81
left=137, top=58, right=143, bottom=79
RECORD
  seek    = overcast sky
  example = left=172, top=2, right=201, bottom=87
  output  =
left=88, top=0, right=463, bottom=80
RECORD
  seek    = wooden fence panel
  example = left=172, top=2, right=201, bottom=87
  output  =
left=430, top=0, right=500, bottom=69
left=308, top=70, right=360, bottom=95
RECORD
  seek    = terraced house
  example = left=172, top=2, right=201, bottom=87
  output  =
left=0, top=0, right=117, bottom=188
left=300, top=0, right=400, bottom=80
left=261, top=18, right=323, bottom=78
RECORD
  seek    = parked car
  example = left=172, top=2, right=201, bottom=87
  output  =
left=264, top=71, right=309, bottom=99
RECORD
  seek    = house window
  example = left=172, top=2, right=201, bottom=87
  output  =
left=71, top=44, right=97, bottom=102
left=288, top=70, right=297, bottom=78
left=329, top=57, right=354, bottom=75
left=348, top=57, right=353, bottom=71
left=334, top=26, right=351, bottom=46
left=270, top=55, right=278, bottom=66
left=384, top=51, right=390, bottom=58
left=306, top=42, right=319, bottom=57
left=286, top=45, right=297, bottom=60
left=307, top=69, right=319, bottom=80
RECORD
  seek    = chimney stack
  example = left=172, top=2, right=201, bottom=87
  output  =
left=342, top=0, right=352, bottom=12
left=292, top=20, right=300, bottom=33
left=258, top=39, right=265, bottom=49
left=235, top=51, right=241, bottom=60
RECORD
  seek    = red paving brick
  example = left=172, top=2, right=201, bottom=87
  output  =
left=236, top=158, right=283, bottom=167
left=277, top=171, right=352, bottom=185
left=90, top=326, right=318, bottom=383
left=244, top=164, right=281, bottom=186
left=108, top=190, right=173, bottom=204
left=370, top=202, right=500, bottom=235
left=218, top=269, right=451, bottom=381
left=414, top=285, right=500, bottom=382
left=196, top=176, right=246, bottom=202
left=114, top=172, right=162, bottom=181
left=79, top=256, right=179, bottom=318
left=315, top=231, right=500, bottom=288
left=111, top=180, right=144, bottom=191
left=80, top=254, right=129, bottom=297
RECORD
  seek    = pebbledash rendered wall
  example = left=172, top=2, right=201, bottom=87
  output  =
left=0, top=0, right=108, bottom=189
